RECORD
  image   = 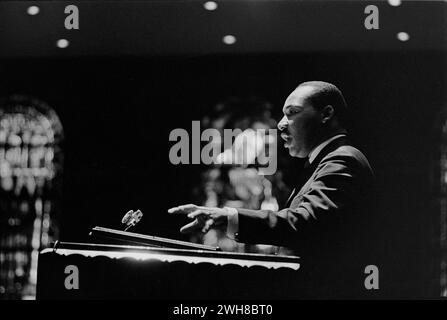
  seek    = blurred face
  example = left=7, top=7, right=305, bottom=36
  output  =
left=278, top=86, right=322, bottom=158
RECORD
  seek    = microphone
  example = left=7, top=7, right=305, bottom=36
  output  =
left=121, top=209, right=143, bottom=231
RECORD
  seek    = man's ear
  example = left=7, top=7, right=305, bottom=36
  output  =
left=321, top=105, right=335, bottom=123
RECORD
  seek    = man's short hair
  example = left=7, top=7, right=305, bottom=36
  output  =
left=297, top=81, right=348, bottom=125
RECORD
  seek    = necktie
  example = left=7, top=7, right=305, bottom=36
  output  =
left=284, top=157, right=310, bottom=208
left=303, top=157, right=311, bottom=169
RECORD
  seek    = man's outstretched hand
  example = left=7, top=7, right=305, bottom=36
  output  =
left=168, top=204, right=229, bottom=234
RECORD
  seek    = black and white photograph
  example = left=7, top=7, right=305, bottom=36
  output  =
left=0, top=0, right=446, bottom=305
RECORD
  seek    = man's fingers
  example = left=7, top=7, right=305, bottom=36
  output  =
left=201, top=219, right=215, bottom=233
left=169, top=205, right=216, bottom=234
left=180, top=218, right=204, bottom=234
left=168, top=204, right=197, bottom=214
left=180, top=217, right=214, bottom=234
left=187, top=209, right=210, bottom=220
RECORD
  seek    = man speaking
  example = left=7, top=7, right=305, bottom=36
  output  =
left=169, top=81, right=376, bottom=297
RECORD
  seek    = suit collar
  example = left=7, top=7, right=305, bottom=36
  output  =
left=308, top=134, right=347, bottom=164
left=307, top=134, right=350, bottom=170
left=285, top=134, right=350, bottom=208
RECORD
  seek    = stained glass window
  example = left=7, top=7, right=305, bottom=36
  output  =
left=0, top=95, right=63, bottom=300
left=439, top=119, right=447, bottom=297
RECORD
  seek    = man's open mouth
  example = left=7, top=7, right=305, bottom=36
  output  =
left=280, top=133, right=292, bottom=147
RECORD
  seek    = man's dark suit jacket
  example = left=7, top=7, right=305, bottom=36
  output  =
left=234, top=136, right=376, bottom=297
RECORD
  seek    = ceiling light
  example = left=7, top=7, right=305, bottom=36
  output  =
left=27, top=6, right=40, bottom=16
left=56, top=39, right=69, bottom=49
left=397, top=32, right=410, bottom=42
left=222, top=35, right=236, bottom=45
left=388, top=0, right=401, bottom=6
left=204, top=1, right=218, bottom=11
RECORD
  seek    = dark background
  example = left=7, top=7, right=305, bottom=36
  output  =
left=0, top=51, right=445, bottom=297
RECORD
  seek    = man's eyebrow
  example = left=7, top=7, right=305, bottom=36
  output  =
left=283, top=104, right=304, bottom=113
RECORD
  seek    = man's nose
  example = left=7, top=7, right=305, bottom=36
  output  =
left=278, top=116, right=288, bottom=131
